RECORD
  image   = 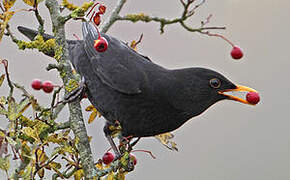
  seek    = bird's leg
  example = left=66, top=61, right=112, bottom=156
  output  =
left=63, top=77, right=87, bottom=103
left=103, top=123, right=121, bottom=159
left=129, top=137, right=141, bottom=149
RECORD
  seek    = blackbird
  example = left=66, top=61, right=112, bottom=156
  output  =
left=18, top=23, right=259, bottom=153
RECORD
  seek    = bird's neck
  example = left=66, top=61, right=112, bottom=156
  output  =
left=166, top=68, right=213, bottom=119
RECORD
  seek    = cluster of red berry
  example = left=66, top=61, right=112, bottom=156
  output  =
left=31, top=79, right=55, bottom=93
left=86, top=2, right=109, bottom=53
left=102, top=152, right=137, bottom=166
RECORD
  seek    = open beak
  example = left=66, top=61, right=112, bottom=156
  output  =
left=218, top=85, right=259, bottom=105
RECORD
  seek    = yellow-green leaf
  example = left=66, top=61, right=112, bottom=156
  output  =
left=116, top=171, right=126, bottom=180
left=36, top=149, right=48, bottom=165
left=48, top=161, right=61, bottom=169
left=0, top=74, right=5, bottom=87
left=85, top=105, right=94, bottom=111
left=22, top=127, right=40, bottom=142
left=106, top=172, right=114, bottom=180
left=0, top=96, right=6, bottom=106
left=73, top=169, right=84, bottom=180
left=88, top=110, right=97, bottom=124
left=37, top=168, right=45, bottom=178
left=22, top=0, right=44, bottom=7
left=155, top=132, right=178, bottom=151
left=7, top=97, right=17, bottom=121
left=86, top=105, right=102, bottom=124
left=3, top=0, right=16, bottom=11
left=0, top=154, right=10, bottom=172
left=6, top=136, right=17, bottom=146
left=16, top=97, right=31, bottom=116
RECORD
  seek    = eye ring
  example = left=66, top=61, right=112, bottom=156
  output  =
left=209, top=78, right=221, bottom=89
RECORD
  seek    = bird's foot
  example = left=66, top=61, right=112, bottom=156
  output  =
left=106, top=134, right=121, bottom=159
left=120, top=136, right=141, bottom=151
left=63, top=77, right=87, bottom=103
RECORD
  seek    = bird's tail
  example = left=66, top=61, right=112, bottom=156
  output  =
left=17, top=26, right=81, bottom=58
left=17, top=26, right=54, bottom=41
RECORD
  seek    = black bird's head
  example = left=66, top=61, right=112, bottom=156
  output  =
left=171, top=67, right=259, bottom=118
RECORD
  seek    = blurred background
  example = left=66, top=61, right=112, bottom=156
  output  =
left=1, top=0, right=290, bottom=179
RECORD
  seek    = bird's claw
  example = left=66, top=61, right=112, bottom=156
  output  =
left=63, top=77, right=87, bottom=103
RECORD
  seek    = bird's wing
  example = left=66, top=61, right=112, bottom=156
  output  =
left=82, top=22, right=151, bottom=94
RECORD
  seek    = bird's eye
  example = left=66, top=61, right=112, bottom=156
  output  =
left=209, top=78, right=221, bottom=88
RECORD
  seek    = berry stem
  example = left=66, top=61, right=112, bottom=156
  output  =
left=86, top=2, right=99, bottom=18
left=132, top=150, right=156, bottom=159
left=201, top=31, right=235, bottom=47
left=73, top=34, right=80, bottom=40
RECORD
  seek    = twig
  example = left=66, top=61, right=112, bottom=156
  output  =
left=5, top=24, right=19, bottom=43
left=199, top=31, right=234, bottom=47
left=0, top=3, right=4, bottom=12
left=114, top=0, right=226, bottom=36
left=55, top=121, right=71, bottom=130
left=0, top=59, right=14, bottom=97
left=34, top=0, right=45, bottom=35
left=99, top=0, right=127, bottom=33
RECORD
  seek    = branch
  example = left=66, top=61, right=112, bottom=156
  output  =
left=113, top=0, right=226, bottom=37
left=33, top=0, right=45, bottom=35
left=45, top=0, right=97, bottom=178
left=100, top=0, right=127, bottom=33
left=0, top=59, right=14, bottom=97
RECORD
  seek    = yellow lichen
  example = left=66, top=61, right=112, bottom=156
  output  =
left=17, top=35, right=56, bottom=55
left=65, top=79, right=79, bottom=92
left=62, top=0, right=78, bottom=11
left=53, top=45, right=63, bottom=61
left=125, top=13, right=151, bottom=23
left=62, top=0, right=94, bottom=19
left=71, top=2, right=94, bottom=18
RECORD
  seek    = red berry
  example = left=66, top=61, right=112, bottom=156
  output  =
left=31, top=79, right=42, bottom=90
left=231, top=46, right=243, bottom=59
left=102, top=152, right=114, bottom=165
left=246, top=92, right=260, bottom=105
left=93, top=14, right=101, bottom=26
left=130, top=154, right=137, bottom=165
left=98, top=5, right=106, bottom=14
left=94, top=37, right=108, bottom=52
left=82, top=93, right=88, bottom=99
left=42, top=81, right=54, bottom=93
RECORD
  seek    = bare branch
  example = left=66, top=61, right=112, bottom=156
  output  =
left=100, top=0, right=127, bottom=33
left=0, top=59, right=14, bottom=97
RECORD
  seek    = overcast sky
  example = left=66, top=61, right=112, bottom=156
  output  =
left=1, top=0, right=290, bottom=179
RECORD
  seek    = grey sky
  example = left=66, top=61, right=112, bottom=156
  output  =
left=1, top=0, right=289, bottom=179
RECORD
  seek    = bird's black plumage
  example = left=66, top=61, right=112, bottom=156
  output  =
left=18, top=24, right=246, bottom=138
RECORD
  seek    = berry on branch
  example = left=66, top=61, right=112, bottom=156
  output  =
left=102, top=152, right=114, bottom=165
left=42, top=81, right=54, bottom=93
left=231, top=46, right=243, bottom=60
left=31, top=79, right=42, bottom=90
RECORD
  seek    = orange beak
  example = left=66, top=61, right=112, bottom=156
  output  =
left=218, top=85, right=259, bottom=105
